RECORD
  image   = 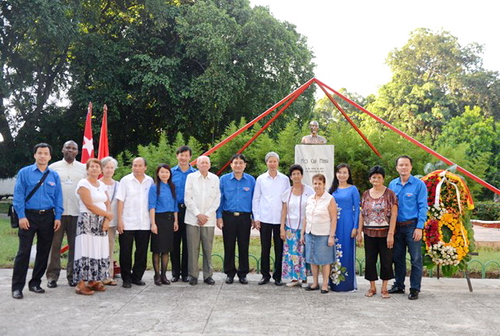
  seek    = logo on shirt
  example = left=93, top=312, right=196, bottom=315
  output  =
left=48, top=181, right=55, bottom=186
left=243, top=187, right=250, bottom=191
left=406, top=193, right=413, bottom=197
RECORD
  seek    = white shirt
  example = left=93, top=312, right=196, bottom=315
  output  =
left=75, top=179, right=107, bottom=213
left=305, top=192, right=334, bottom=236
left=103, top=181, right=119, bottom=227
left=281, top=185, right=315, bottom=230
left=116, top=173, right=154, bottom=230
left=49, top=159, right=87, bottom=216
left=252, top=171, right=290, bottom=224
left=184, top=171, right=220, bottom=227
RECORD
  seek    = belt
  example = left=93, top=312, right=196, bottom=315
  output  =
left=26, top=208, right=54, bottom=215
left=223, top=211, right=250, bottom=217
left=396, top=219, right=417, bottom=226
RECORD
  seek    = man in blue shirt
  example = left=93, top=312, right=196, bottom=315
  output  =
left=388, top=155, right=428, bottom=300
left=170, top=145, right=196, bottom=282
left=216, top=154, right=255, bottom=284
left=12, top=143, right=63, bottom=299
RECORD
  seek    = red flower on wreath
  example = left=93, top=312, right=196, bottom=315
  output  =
left=424, top=218, right=440, bottom=246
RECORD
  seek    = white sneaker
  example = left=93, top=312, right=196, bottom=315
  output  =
left=286, top=281, right=302, bottom=287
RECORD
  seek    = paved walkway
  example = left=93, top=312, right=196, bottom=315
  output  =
left=2, top=269, right=500, bottom=336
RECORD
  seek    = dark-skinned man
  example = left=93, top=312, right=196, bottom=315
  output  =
left=46, top=140, right=87, bottom=288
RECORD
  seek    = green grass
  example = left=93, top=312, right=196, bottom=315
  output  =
left=0, top=201, right=10, bottom=214
left=2, top=216, right=500, bottom=278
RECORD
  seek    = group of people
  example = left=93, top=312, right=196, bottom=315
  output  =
left=11, top=141, right=427, bottom=301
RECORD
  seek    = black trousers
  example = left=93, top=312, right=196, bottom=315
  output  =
left=119, top=230, right=150, bottom=283
left=222, top=212, right=252, bottom=278
left=171, top=206, right=188, bottom=278
left=12, top=210, right=55, bottom=291
left=364, top=235, right=394, bottom=281
left=260, top=222, right=283, bottom=281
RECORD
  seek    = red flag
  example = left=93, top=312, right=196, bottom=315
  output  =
left=81, top=102, right=94, bottom=163
left=98, top=104, right=109, bottom=160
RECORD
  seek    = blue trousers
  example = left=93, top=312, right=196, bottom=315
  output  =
left=393, top=223, right=423, bottom=291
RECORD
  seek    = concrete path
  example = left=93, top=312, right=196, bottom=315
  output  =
left=1, top=269, right=500, bottom=336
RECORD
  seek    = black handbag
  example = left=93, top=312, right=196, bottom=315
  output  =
left=8, top=170, right=50, bottom=229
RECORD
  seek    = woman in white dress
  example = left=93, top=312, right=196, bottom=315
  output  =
left=74, top=158, right=114, bottom=295
left=99, top=156, right=119, bottom=286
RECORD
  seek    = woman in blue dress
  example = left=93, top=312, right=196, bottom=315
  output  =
left=328, top=163, right=360, bottom=292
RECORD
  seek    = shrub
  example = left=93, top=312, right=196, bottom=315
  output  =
left=472, top=202, right=500, bottom=221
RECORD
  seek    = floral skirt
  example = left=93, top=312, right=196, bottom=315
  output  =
left=74, top=212, right=110, bottom=282
left=282, top=227, right=307, bottom=281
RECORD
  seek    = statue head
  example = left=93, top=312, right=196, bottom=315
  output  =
left=309, top=120, right=319, bottom=136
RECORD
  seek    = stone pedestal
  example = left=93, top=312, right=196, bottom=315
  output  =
left=294, top=145, right=334, bottom=188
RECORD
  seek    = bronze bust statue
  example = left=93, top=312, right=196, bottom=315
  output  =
left=301, top=121, right=327, bottom=144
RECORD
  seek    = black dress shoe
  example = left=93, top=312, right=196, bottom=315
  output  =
left=29, top=285, right=45, bottom=294
left=161, top=275, right=171, bottom=285
left=68, top=280, right=77, bottom=287
left=12, top=290, right=23, bottom=299
left=131, top=279, right=146, bottom=286
left=304, top=285, right=319, bottom=291
left=239, top=277, right=248, bottom=285
left=171, top=276, right=179, bottom=283
left=274, top=280, right=284, bottom=286
left=204, top=277, right=215, bottom=285
left=47, top=281, right=57, bottom=288
left=258, top=277, right=270, bottom=285
left=182, top=276, right=189, bottom=283
left=408, top=289, right=419, bottom=300
left=225, top=276, right=234, bottom=284
left=388, top=286, right=405, bottom=294
left=122, top=282, right=132, bottom=288
left=189, top=278, right=198, bottom=286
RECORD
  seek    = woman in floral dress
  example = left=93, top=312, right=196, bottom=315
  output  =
left=280, top=165, right=314, bottom=287
left=74, top=159, right=113, bottom=295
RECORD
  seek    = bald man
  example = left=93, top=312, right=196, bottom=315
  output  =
left=184, top=156, right=220, bottom=285
left=116, top=157, right=154, bottom=288
left=46, top=140, right=87, bottom=288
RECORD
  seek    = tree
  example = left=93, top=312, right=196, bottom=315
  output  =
left=367, top=28, right=497, bottom=142
left=67, top=0, right=315, bottom=160
left=0, top=0, right=79, bottom=177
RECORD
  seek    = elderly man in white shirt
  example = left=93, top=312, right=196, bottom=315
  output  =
left=116, top=157, right=154, bottom=288
left=184, top=156, right=220, bottom=286
left=253, top=152, right=290, bottom=286
left=46, top=140, right=87, bottom=288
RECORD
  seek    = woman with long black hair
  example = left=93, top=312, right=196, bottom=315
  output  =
left=148, top=164, right=178, bottom=286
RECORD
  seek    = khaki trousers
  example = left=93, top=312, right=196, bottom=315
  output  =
left=46, top=215, right=78, bottom=282
left=186, top=225, right=214, bottom=280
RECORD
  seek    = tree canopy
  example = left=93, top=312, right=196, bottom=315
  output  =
left=2, top=5, right=499, bottom=201
left=0, top=0, right=315, bottom=177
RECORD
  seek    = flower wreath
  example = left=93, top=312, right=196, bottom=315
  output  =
left=421, top=170, right=475, bottom=276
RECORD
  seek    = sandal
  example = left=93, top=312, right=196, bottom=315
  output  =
left=365, top=289, right=376, bottom=297
left=87, top=281, right=106, bottom=292
left=102, top=278, right=118, bottom=286
left=381, top=291, right=390, bottom=299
